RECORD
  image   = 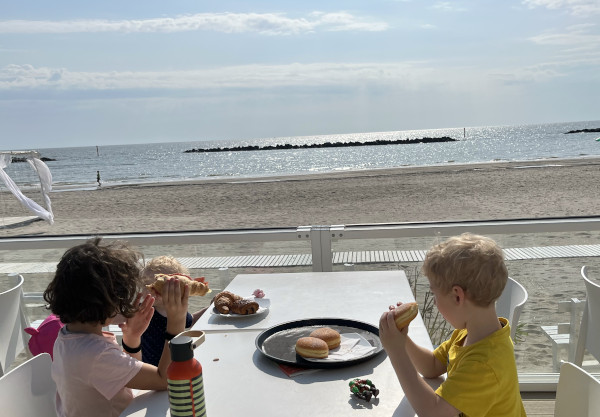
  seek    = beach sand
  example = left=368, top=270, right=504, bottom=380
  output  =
left=1, top=157, right=599, bottom=372
left=1, top=157, right=599, bottom=235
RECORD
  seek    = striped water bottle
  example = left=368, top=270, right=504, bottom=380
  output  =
left=167, top=332, right=207, bottom=417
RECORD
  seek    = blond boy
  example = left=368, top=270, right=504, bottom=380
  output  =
left=379, top=233, right=526, bottom=416
left=139, top=255, right=206, bottom=365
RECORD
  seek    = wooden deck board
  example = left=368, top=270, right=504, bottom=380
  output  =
left=522, top=392, right=556, bottom=416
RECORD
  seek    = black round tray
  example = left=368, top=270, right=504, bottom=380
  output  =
left=255, top=318, right=383, bottom=369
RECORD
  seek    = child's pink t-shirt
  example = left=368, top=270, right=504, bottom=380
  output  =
left=52, top=326, right=143, bottom=417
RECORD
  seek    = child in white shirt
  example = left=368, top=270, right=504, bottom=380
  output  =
left=44, top=238, right=189, bottom=417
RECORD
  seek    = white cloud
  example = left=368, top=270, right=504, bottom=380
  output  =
left=0, top=12, right=388, bottom=35
left=0, top=62, right=434, bottom=91
left=430, top=2, right=468, bottom=12
left=5, top=56, right=592, bottom=96
left=522, top=0, right=600, bottom=16
left=492, top=24, right=600, bottom=84
left=528, top=24, right=600, bottom=67
left=529, top=23, right=600, bottom=47
left=489, top=65, right=565, bottom=84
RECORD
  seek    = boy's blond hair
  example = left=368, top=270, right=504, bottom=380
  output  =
left=141, top=255, right=189, bottom=284
left=422, top=233, right=507, bottom=307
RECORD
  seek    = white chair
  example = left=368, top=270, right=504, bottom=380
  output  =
left=496, top=276, right=528, bottom=341
left=554, top=361, right=600, bottom=417
left=0, top=352, right=57, bottom=417
left=541, top=297, right=585, bottom=372
left=573, top=266, right=600, bottom=366
left=0, top=273, right=26, bottom=376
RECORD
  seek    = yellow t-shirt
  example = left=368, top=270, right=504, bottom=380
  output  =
left=433, top=318, right=527, bottom=417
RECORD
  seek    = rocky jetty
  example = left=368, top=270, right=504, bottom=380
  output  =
left=11, top=156, right=56, bottom=162
left=564, top=128, right=600, bottom=134
left=185, top=136, right=457, bottom=153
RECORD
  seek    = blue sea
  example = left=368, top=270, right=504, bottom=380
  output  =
left=5, top=120, right=600, bottom=191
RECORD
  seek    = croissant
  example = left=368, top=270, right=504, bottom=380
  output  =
left=213, top=291, right=241, bottom=314
left=213, top=291, right=258, bottom=315
left=146, top=273, right=211, bottom=296
left=230, top=299, right=259, bottom=315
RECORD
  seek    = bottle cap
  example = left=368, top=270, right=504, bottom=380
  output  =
left=169, top=335, right=194, bottom=362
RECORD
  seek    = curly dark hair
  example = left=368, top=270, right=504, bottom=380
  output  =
left=44, top=237, right=144, bottom=324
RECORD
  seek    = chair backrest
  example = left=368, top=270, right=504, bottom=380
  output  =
left=554, top=361, right=600, bottom=417
left=574, top=266, right=600, bottom=365
left=0, top=352, right=57, bottom=417
left=496, top=276, right=528, bottom=340
left=0, top=274, right=26, bottom=376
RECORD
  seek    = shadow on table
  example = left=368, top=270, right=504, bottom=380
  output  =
left=125, top=390, right=170, bottom=416
left=205, top=309, right=271, bottom=329
left=252, top=348, right=387, bottom=382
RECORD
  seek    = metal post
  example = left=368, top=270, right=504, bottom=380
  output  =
left=307, top=225, right=333, bottom=272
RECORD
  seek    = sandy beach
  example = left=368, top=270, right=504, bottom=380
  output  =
left=1, top=157, right=599, bottom=236
left=1, top=157, right=599, bottom=372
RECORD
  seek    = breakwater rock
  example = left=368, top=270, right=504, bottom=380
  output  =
left=185, top=136, right=457, bottom=153
left=564, top=128, right=600, bottom=134
left=11, top=156, right=56, bottom=162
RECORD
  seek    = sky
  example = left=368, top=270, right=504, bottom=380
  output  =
left=1, top=0, right=599, bottom=149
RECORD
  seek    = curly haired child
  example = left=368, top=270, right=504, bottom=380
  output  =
left=44, top=238, right=188, bottom=417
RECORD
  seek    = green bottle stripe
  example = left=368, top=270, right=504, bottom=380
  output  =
left=170, top=386, right=204, bottom=396
left=168, top=376, right=206, bottom=416
left=169, top=387, right=204, bottom=399
left=170, top=403, right=206, bottom=416
left=168, top=375, right=202, bottom=386
left=169, top=397, right=205, bottom=408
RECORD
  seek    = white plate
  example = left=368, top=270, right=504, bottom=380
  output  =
left=211, top=297, right=270, bottom=318
left=212, top=306, right=269, bottom=318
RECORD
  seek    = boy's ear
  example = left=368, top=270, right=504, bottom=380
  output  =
left=451, top=285, right=466, bottom=304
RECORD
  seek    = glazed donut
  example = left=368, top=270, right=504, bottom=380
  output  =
left=295, top=337, right=329, bottom=359
left=309, top=327, right=341, bottom=349
left=393, top=302, right=418, bottom=330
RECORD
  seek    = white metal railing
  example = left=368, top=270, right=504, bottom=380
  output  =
left=2, top=216, right=599, bottom=272
left=2, top=216, right=599, bottom=392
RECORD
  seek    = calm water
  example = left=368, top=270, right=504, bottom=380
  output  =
left=4, top=120, right=600, bottom=190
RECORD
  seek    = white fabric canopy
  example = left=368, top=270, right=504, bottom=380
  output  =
left=0, top=153, right=54, bottom=225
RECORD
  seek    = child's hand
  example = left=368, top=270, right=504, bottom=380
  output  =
left=162, top=277, right=190, bottom=332
left=379, top=310, right=408, bottom=353
left=120, top=293, right=154, bottom=340
left=389, top=301, right=403, bottom=311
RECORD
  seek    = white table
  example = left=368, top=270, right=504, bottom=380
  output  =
left=121, top=271, right=440, bottom=417
left=193, top=270, right=425, bottom=332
